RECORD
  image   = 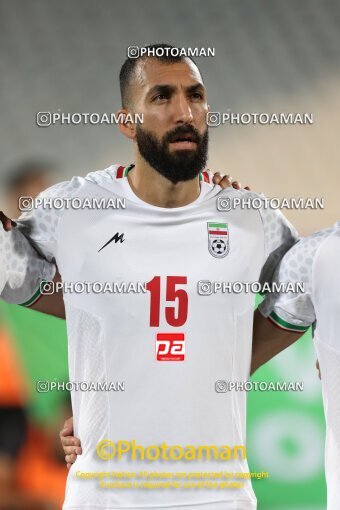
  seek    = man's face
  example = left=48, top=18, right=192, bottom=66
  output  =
left=131, top=58, right=209, bottom=184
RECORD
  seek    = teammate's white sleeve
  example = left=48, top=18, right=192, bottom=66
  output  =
left=15, top=176, right=84, bottom=261
left=255, top=193, right=299, bottom=285
left=0, top=224, right=56, bottom=306
left=0, top=175, right=84, bottom=306
left=258, top=227, right=333, bottom=332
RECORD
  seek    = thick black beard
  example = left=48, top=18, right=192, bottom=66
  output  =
left=136, top=124, right=209, bottom=184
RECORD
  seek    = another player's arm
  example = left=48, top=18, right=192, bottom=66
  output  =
left=252, top=234, right=322, bottom=373
left=251, top=309, right=304, bottom=374
left=0, top=176, right=85, bottom=318
left=0, top=213, right=65, bottom=319
left=31, top=270, right=65, bottom=318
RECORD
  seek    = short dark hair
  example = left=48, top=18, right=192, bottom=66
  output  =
left=119, top=43, right=201, bottom=108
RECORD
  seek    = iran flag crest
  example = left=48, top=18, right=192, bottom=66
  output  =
left=207, top=222, right=229, bottom=258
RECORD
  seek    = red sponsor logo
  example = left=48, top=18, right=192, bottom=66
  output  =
left=156, top=333, right=185, bottom=361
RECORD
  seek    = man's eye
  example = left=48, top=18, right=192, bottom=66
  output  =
left=191, top=92, right=203, bottom=100
left=153, top=94, right=168, bottom=102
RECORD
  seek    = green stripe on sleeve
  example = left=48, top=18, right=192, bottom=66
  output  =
left=269, top=311, right=310, bottom=332
left=19, top=280, right=49, bottom=307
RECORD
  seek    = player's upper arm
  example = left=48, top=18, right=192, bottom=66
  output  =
left=251, top=214, right=335, bottom=372
left=258, top=200, right=299, bottom=286
left=15, top=176, right=84, bottom=261
left=251, top=234, right=317, bottom=372
left=1, top=176, right=84, bottom=307
left=0, top=223, right=56, bottom=306
left=251, top=309, right=305, bottom=373
left=257, top=232, right=330, bottom=332
left=251, top=233, right=331, bottom=372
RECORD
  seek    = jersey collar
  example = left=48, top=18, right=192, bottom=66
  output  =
left=116, top=164, right=210, bottom=183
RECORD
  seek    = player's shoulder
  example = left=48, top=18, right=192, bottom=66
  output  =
left=291, top=224, right=337, bottom=258
left=304, top=222, right=340, bottom=268
left=217, top=188, right=296, bottom=233
left=214, top=186, right=265, bottom=205
left=328, top=221, right=340, bottom=241
left=276, top=223, right=338, bottom=283
left=34, top=174, right=87, bottom=200
left=214, top=187, right=286, bottom=224
left=84, top=163, right=124, bottom=186
left=39, top=164, right=126, bottom=198
left=216, top=187, right=278, bottom=208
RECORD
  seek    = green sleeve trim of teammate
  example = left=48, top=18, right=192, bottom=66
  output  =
left=19, top=280, right=50, bottom=307
left=269, top=311, right=310, bottom=332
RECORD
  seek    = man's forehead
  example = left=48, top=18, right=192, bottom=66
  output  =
left=135, top=58, right=204, bottom=90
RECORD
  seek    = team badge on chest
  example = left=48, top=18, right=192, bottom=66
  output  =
left=207, top=222, right=229, bottom=258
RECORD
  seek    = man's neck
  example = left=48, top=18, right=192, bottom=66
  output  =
left=127, top=156, right=201, bottom=208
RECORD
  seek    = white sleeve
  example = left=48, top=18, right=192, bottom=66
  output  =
left=257, top=197, right=299, bottom=287
left=0, top=225, right=56, bottom=306
left=0, top=175, right=84, bottom=306
left=15, top=176, right=84, bottom=261
left=258, top=228, right=333, bottom=332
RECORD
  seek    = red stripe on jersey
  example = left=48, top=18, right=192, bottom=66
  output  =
left=157, top=333, right=185, bottom=341
left=209, top=230, right=228, bottom=235
left=202, top=170, right=210, bottom=182
left=116, top=166, right=125, bottom=179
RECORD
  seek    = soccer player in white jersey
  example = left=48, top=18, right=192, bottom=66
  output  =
left=255, top=223, right=340, bottom=510
left=61, top=220, right=340, bottom=510
left=0, top=44, right=298, bottom=510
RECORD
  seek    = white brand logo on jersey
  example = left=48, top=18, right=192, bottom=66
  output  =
left=207, top=222, right=229, bottom=258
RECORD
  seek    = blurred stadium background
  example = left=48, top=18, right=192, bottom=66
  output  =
left=1, top=0, right=339, bottom=508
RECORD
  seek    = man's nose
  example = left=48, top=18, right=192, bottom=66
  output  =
left=173, top=95, right=194, bottom=124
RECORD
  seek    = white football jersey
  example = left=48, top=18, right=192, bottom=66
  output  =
left=8, top=164, right=297, bottom=510
left=259, top=223, right=340, bottom=510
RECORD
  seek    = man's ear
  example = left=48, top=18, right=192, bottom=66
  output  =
left=117, top=109, right=137, bottom=140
